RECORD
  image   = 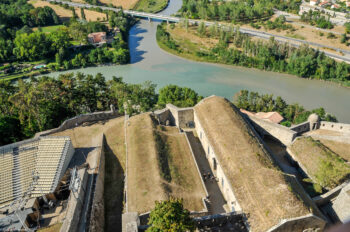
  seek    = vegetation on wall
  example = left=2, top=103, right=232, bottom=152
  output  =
left=234, top=90, right=337, bottom=126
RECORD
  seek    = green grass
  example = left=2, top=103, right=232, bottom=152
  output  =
left=133, top=0, right=168, bottom=13
left=33, top=25, right=66, bottom=33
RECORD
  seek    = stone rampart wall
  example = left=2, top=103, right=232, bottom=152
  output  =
left=88, top=135, right=106, bottom=232
left=319, top=121, right=350, bottom=134
left=60, top=167, right=88, bottom=232
left=166, top=104, right=194, bottom=128
left=266, top=214, right=326, bottom=232
left=290, top=122, right=310, bottom=135
left=154, top=108, right=172, bottom=125
left=244, top=114, right=297, bottom=146
left=36, top=110, right=119, bottom=137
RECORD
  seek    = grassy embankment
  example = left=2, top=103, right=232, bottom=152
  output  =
left=290, top=137, right=350, bottom=190
left=127, top=113, right=205, bottom=213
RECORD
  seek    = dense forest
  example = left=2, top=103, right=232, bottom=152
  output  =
left=179, top=0, right=302, bottom=22
left=0, top=73, right=203, bottom=145
left=157, top=23, right=350, bottom=84
left=234, top=90, right=337, bottom=126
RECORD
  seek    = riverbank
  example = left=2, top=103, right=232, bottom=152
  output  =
left=156, top=23, right=350, bottom=88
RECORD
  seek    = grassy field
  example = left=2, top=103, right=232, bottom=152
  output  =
left=133, top=0, right=168, bottom=13
left=126, top=113, right=205, bottom=213
left=53, top=117, right=126, bottom=232
left=290, top=137, right=350, bottom=189
left=34, top=25, right=66, bottom=33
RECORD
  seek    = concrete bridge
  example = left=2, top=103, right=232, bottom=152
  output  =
left=46, top=0, right=350, bottom=63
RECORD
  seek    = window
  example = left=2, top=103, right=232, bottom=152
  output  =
left=213, top=158, right=217, bottom=170
left=208, top=146, right=210, bottom=155
left=200, top=132, right=202, bottom=139
left=221, top=178, right=224, bottom=188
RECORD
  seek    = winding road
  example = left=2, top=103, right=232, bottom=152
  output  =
left=47, top=0, right=350, bottom=63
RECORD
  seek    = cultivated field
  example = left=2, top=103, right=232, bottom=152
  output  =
left=290, top=137, right=350, bottom=189
left=99, top=0, right=139, bottom=9
left=29, top=0, right=106, bottom=22
left=53, top=117, right=126, bottom=231
left=126, top=113, right=205, bottom=213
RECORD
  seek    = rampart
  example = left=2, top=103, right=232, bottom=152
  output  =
left=266, top=214, right=326, bottom=232
left=319, top=121, right=350, bottom=134
left=60, top=167, right=88, bottom=232
left=35, top=109, right=119, bottom=137
left=165, top=104, right=194, bottom=128
left=290, top=121, right=310, bottom=135
left=88, top=135, right=106, bottom=232
left=242, top=114, right=297, bottom=146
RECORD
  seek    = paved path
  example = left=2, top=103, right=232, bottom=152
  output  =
left=186, top=131, right=226, bottom=215
left=47, top=0, right=350, bottom=63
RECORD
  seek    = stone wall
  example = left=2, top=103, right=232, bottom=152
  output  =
left=166, top=104, right=194, bottom=128
left=60, top=167, right=88, bottom=232
left=319, top=121, right=350, bottom=134
left=290, top=122, right=310, bottom=135
left=35, top=110, right=119, bottom=137
left=154, top=108, right=172, bottom=125
left=266, top=214, right=326, bottom=232
left=243, top=114, right=297, bottom=146
left=88, top=135, right=106, bottom=232
left=194, top=111, right=242, bottom=213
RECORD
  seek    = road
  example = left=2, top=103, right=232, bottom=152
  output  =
left=47, top=0, right=350, bottom=63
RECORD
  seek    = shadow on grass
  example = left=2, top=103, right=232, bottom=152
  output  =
left=104, top=140, right=125, bottom=232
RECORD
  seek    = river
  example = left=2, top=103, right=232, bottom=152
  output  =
left=47, top=0, right=350, bottom=122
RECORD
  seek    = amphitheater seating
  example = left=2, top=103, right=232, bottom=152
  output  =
left=0, top=137, right=73, bottom=206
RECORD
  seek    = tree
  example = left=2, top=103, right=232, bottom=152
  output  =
left=147, top=198, right=195, bottom=232
left=81, top=8, right=86, bottom=20
left=158, top=85, right=202, bottom=107
left=197, top=22, right=206, bottom=37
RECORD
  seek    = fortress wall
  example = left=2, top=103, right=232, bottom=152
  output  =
left=319, top=121, right=350, bottom=134
left=35, top=110, right=119, bottom=137
left=154, top=108, right=172, bottom=125
left=244, top=115, right=297, bottom=146
left=266, top=214, right=326, bottom=232
left=60, top=167, right=88, bottom=232
left=166, top=104, right=194, bottom=128
left=89, top=135, right=106, bottom=232
left=290, top=122, right=310, bottom=135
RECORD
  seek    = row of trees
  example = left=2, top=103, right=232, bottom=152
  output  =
left=300, top=10, right=334, bottom=29
left=0, top=73, right=203, bottom=145
left=180, top=0, right=302, bottom=22
left=0, top=0, right=60, bottom=40
left=234, top=90, right=337, bottom=126
left=159, top=23, right=350, bottom=82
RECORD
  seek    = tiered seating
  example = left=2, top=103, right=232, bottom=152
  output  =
left=32, top=137, right=69, bottom=196
left=17, top=143, right=37, bottom=194
left=0, top=152, right=14, bottom=205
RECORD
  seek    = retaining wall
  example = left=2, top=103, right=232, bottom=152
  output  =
left=290, top=122, right=310, bottom=135
left=266, top=214, right=326, bottom=232
left=154, top=108, right=172, bottom=125
left=35, top=110, right=119, bottom=137
left=88, top=135, right=106, bottom=232
left=243, top=114, right=297, bottom=146
left=60, top=167, right=88, bottom=232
